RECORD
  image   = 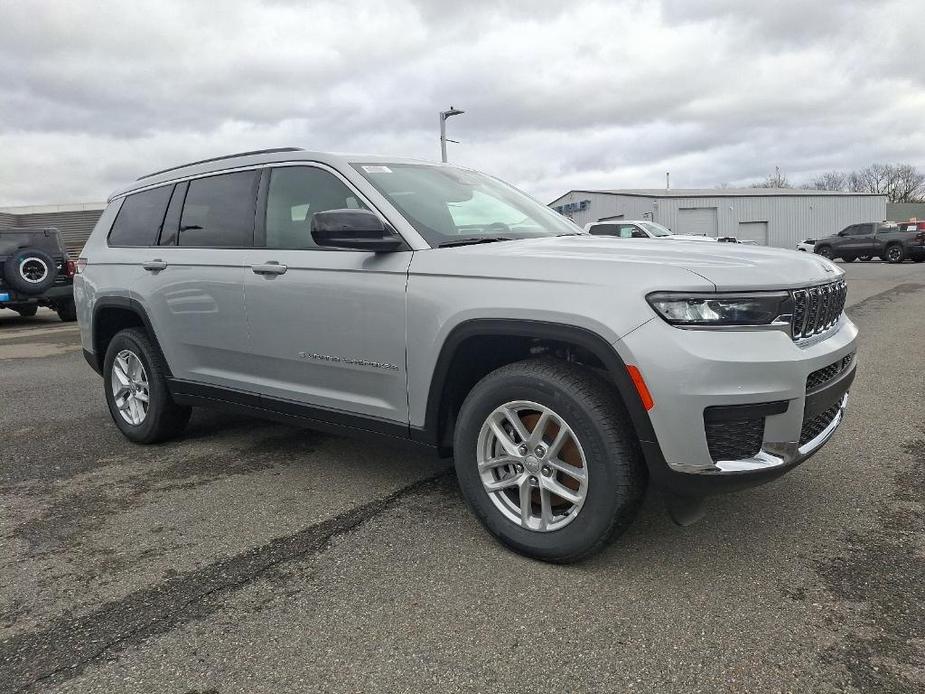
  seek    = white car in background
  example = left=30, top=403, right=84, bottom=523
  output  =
left=585, top=220, right=716, bottom=242
left=796, top=239, right=816, bottom=252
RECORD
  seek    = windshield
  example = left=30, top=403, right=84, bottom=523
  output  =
left=640, top=221, right=672, bottom=237
left=352, top=163, right=583, bottom=246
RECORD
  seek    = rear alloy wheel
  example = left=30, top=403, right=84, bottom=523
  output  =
left=815, top=246, right=833, bottom=259
left=842, top=256, right=856, bottom=263
left=454, top=358, right=645, bottom=563
left=886, top=245, right=905, bottom=264
left=104, top=328, right=191, bottom=443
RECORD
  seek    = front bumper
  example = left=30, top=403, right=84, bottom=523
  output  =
left=619, top=314, right=858, bottom=497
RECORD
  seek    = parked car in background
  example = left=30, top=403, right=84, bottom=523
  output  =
left=76, top=148, right=857, bottom=563
left=0, top=227, right=77, bottom=320
left=796, top=239, right=816, bottom=252
left=717, top=236, right=759, bottom=245
left=585, top=220, right=715, bottom=242
left=814, top=222, right=925, bottom=264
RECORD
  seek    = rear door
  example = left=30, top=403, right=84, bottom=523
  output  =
left=242, top=163, right=411, bottom=424
left=134, top=170, right=257, bottom=390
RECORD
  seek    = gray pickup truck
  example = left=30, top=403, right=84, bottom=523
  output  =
left=813, top=222, right=925, bottom=263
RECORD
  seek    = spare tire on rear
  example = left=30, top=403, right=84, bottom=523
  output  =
left=3, top=248, right=57, bottom=294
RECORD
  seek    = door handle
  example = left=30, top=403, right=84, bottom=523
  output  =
left=252, top=262, right=288, bottom=276
left=142, top=260, right=167, bottom=272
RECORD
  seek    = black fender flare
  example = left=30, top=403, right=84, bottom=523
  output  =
left=412, top=319, right=659, bottom=452
left=89, top=296, right=171, bottom=377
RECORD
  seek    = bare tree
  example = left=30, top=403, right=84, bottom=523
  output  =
left=888, top=163, right=925, bottom=202
left=806, top=170, right=849, bottom=191
left=848, top=163, right=892, bottom=195
left=744, top=166, right=792, bottom=189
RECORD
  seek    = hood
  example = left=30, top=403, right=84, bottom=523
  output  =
left=433, top=235, right=843, bottom=290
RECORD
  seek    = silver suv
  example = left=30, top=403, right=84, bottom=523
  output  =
left=75, top=148, right=858, bottom=562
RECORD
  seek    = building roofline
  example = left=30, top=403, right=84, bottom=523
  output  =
left=0, top=202, right=107, bottom=214
left=549, top=188, right=886, bottom=205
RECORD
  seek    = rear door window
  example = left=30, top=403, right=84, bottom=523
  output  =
left=178, top=171, right=259, bottom=247
left=108, top=185, right=173, bottom=246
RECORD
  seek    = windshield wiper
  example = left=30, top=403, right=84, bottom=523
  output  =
left=437, top=236, right=514, bottom=248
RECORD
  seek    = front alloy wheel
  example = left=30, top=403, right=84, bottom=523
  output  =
left=111, top=349, right=150, bottom=425
left=453, top=358, right=645, bottom=563
left=477, top=401, right=588, bottom=532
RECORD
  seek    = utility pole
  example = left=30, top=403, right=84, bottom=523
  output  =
left=666, top=172, right=670, bottom=190
left=439, top=107, right=465, bottom=162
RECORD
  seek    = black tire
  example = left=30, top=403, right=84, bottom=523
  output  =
left=815, top=245, right=833, bottom=259
left=453, top=358, right=646, bottom=563
left=14, top=305, right=38, bottom=317
left=885, top=244, right=905, bottom=264
left=859, top=255, right=872, bottom=261
left=56, top=298, right=77, bottom=322
left=103, top=327, right=191, bottom=444
left=2, top=248, right=57, bottom=294
left=842, top=255, right=856, bottom=263
left=914, top=258, right=924, bottom=263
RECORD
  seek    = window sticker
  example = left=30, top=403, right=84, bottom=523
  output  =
left=362, top=165, right=392, bottom=174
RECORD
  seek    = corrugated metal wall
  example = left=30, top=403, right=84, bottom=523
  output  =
left=0, top=209, right=103, bottom=254
left=550, top=192, right=886, bottom=248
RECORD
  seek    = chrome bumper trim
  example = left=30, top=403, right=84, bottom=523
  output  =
left=668, top=394, right=847, bottom=475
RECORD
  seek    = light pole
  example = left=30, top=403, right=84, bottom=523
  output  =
left=439, top=106, right=464, bottom=162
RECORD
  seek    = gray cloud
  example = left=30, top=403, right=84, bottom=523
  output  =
left=0, top=0, right=922, bottom=205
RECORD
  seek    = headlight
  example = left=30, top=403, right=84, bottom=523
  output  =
left=646, top=291, right=791, bottom=327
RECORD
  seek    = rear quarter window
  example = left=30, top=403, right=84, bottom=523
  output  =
left=108, top=185, right=173, bottom=246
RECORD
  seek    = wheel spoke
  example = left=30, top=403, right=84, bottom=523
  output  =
left=518, top=478, right=532, bottom=526
left=112, top=361, right=130, bottom=387
left=547, top=425, right=569, bottom=457
left=501, top=407, right=530, bottom=443
left=134, top=390, right=149, bottom=404
left=478, top=455, right=519, bottom=472
left=116, top=393, right=132, bottom=411
left=528, top=410, right=551, bottom=446
left=542, top=477, right=582, bottom=505
left=483, top=473, right=522, bottom=492
left=546, top=456, right=587, bottom=481
left=539, top=487, right=554, bottom=530
left=488, top=418, right=521, bottom=457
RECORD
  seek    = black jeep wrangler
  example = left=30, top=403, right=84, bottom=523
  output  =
left=0, top=227, right=77, bottom=321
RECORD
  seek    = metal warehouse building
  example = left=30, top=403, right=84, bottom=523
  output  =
left=549, top=188, right=886, bottom=248
left=0, top=202, right=105, bottom=255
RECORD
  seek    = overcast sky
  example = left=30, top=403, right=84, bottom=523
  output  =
left=0, top=0, right=922, bottom=205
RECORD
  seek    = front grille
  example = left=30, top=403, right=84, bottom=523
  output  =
left=704, top=415, right=764, bottom=462
left=800, top=403, right=840, bottom=445
left=806, top=353, right=854, bottom=392
left=790, top=280, right=847, bottom=341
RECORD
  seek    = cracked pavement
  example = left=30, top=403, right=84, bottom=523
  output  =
left=1, top=260, right=924, bottom=693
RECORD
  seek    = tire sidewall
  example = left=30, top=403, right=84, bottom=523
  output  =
left=103, top=330, right=169, bottom=443
left=454, top=368, right=636, bottom=561
left=816, top=246, right=832, bottom=259
left=887, top=245, right=904, bottom=263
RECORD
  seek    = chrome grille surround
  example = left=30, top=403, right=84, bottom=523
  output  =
left=789, top=279, right=847, bottom=341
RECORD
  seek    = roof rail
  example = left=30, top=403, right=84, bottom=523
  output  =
left=136, top=147, right=304, bottom=181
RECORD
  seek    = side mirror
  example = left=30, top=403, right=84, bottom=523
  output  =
left=311, top=209, right=404, bottom=252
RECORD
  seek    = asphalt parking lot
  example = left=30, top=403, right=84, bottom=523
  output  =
left=1, top=260, right=923, bottom=693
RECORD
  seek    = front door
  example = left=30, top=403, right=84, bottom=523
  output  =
left=242, top=164, right=411, bottom=425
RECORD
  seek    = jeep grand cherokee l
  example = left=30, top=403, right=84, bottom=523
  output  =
left=75, top=148, right=857, bottom=562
